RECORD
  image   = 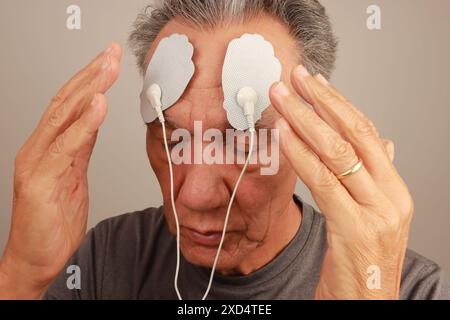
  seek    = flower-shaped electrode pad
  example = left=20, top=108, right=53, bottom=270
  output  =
left=140, top=33, right=195, bottom=123
left=222, top=34, right=282, bottom=131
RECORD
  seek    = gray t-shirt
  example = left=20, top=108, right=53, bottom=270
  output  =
left=44, top=196, right=450, bottom=300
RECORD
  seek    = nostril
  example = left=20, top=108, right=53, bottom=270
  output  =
left=179, top=186, right=225, bottom=212
left=178, top=167, right=228, bottom=212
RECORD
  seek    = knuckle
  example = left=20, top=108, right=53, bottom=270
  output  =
left=301, top=108, right=319, bottom=123
left=13, top=171, right=24, bottom=195
left=13, top=171, right=35, bottom=199
left=50, top=132, right=66, bottom=155
left=399, top=193, right=415, bottom=218
left=316, top=86, right=336, bottom=103
left=18, top=176, right=40, bottom=199
left=364, top=212, right=402, bottom=244
left=109, top=57, right=120, bottom=75
left=13, top=145, right=34, bottom=182
left=13, top=176, right=27, bottom=197
left=353, top=117, right=379, bottom=138
left=327, top=137, right=355, bottom=162
left=376, top=214, right=402, bottom=237
left=86, top=77, right=98, bottom=91
left=14, top=147, right=26, bottom=168
left=50, top=89, right=67, bottom=105
left=47, top=103, right=67, bottom=128
left=383, top=139, right=394, bottom=147
left=311, top=162, right=340, bottom=191
left=293, top=141, right=314, bottom=159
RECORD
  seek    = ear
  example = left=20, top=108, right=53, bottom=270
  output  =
left=140, top=33, right=195, bottom=123
left=222, top=34, right=282, bottom=130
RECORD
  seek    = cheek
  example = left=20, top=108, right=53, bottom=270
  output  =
left=147, top=140, right=178, bottom=235
left=147, top=132, right=166, bottom=164
left=235, top=155, right=296, bottom=208
left=234, top=176, right=280, bottom=231
left=146, top=129, right=297, bottom=234
left=232, top=156, right=297, bottom=234
left=146, top=135, right=172, bottom=195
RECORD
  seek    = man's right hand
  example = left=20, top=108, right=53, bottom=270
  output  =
left=0, top=43, right=122, bottom=299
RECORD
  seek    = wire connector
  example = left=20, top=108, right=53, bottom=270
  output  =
left=237, top=87, right=258, bottom=131
left=146, top=84, right=165, bottom=123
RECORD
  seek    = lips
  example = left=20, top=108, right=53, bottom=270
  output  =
left=182, top=227, right=225, bottom=246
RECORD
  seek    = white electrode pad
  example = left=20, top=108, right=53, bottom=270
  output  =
left=222, top=34, right=282, bottom=131
left=140, top=33, right=195, bottom=123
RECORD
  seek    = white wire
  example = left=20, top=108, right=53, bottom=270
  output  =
left=162, top=120, right=256, bottom=300
left=161, top=121, right=183, bottom=300
left=201, top=128, right=255, bottom=300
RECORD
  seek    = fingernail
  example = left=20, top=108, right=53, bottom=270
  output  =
left=316, top=74, right=329, bottom=86
left=274, top=82, right=290, bottom=97
left=294, top=65, right=310, bottom=78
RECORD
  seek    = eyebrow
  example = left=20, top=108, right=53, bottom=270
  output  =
left=255, top=110, right=279, bottom=130
left=255, top=119, right=274, bottom=130
left=163, top=117, right=182, bottom=130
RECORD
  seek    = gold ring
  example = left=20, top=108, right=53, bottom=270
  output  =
left=336, top=159, right=364, bottom=180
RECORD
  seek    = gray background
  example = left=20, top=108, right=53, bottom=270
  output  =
left=1, top=0, right=449, bottom=275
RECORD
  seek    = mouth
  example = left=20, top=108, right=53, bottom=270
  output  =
left=182, top=226, right=227, bottom=247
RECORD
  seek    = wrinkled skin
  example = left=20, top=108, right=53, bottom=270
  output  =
left=0, top=13, right=411, bottom=300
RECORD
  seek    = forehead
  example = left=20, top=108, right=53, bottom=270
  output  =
left=145, top=12, right=300, bottom=131
left=146, top=13, right=299, bottom=69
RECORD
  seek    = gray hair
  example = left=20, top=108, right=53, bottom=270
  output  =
left=128, top=0, right=338, bottom=79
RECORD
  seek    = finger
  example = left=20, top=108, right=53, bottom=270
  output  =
left=27, top=54, right=119, bottom=164
left=291, top=65, right=410, bottom=211
left=381, top=139, right=395, bottom=162
left=72, top=133, right=98, bottom=172
left=38, top=42, right=120, bottom=131
left=291, top=65, right=396, bottom=180
left=270, top=81, right=384, bottom=206
left=33, top=94, right=108, bottom=189
left=24, top=43, right=121, bottom=161
left=44, top=42, right=121, bottom=116
left=315, top=74, right=346, bottom=101
left=274, top=117, right=357, bottom=222
left=312, top=83, right=399, bottom=164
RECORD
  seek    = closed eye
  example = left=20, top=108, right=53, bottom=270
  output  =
left=162, top=140, right=180, bottom=149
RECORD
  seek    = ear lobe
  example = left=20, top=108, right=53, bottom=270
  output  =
left=222, top=34, right=282, bottom=131
left=140, top=33, right=195, bottom=123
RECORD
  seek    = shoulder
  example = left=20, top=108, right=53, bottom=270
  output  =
left=401, top=249, right=450, bottom=300
left=45, top=205, right=172, bottom=300
left=298, top=197, right=450, bottom=300
left=90, top=205, right=175, bottom=262
left=93, top=205, right=167, bottom=240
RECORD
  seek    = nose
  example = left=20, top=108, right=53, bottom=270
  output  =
left=178, top=164, right=229, bottom=212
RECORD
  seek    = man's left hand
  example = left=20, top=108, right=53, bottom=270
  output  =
left=270, top=65, right=414, bottom=299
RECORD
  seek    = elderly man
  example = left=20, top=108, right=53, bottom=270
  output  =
left=0, top=0, right=449, bottom=300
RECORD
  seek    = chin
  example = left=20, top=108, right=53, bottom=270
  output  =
left=181, top=241, right=241, bottom=271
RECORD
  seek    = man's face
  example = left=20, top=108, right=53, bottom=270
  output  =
left=146, top=13, right=301, bottom=274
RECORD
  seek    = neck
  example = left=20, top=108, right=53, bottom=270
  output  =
left=221, top=198, right=302, bottom=276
